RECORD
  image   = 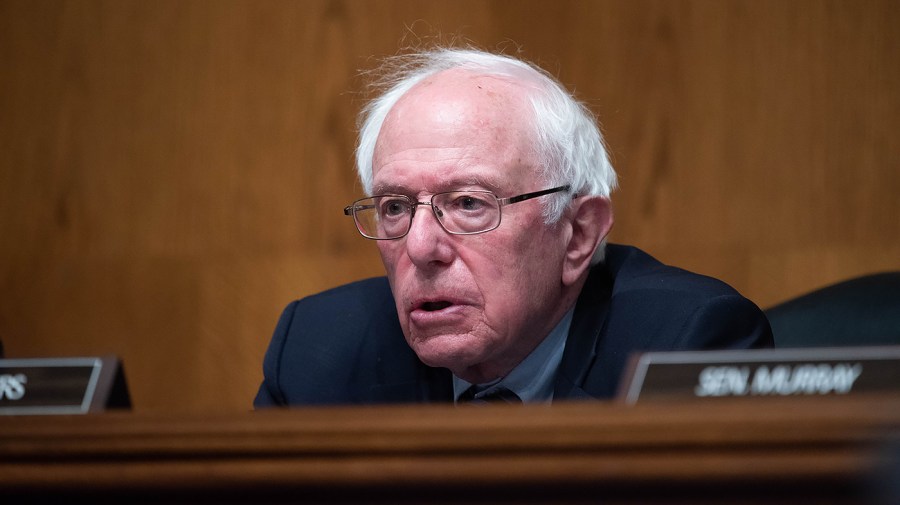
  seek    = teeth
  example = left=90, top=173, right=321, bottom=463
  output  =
left=422, top=301, right=452, bottom=311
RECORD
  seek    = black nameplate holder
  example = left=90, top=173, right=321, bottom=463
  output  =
left=0, top=356, right=130, bottom=415
left=618, top=346, right=900, bottom=404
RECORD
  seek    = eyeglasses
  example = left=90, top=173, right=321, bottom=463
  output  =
left=343, top=185, right=571, bottom=240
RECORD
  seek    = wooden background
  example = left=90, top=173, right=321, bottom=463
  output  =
left=1, top=0, right=898, bottom=412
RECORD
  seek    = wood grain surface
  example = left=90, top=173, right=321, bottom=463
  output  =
left=2, top=397, right=899, bottom=503
left=1, top=1, right=898, bottom=412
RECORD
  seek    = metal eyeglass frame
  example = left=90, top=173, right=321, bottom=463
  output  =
left=343, top=184, right=572, bottom=240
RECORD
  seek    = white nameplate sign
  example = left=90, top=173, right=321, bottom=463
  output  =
left=619, top=346, right=900, bottom=404
left=0, top=356, right=130, bottom=415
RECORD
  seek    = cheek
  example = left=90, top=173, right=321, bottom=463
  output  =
left=466, top=232, right=543, bottom=309
left=491, top=222, right=565, bottom=296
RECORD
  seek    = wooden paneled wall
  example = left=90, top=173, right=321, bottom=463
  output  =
left=1, top=0, right=898, bottom=412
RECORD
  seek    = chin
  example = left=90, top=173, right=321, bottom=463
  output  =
left=408, top=334, right=482, bottom=371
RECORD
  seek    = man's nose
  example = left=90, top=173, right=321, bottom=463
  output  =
left=404, top=204, right=454, bottom=266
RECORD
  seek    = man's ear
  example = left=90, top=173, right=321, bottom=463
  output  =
left=562, top=196, right=614, bottom=286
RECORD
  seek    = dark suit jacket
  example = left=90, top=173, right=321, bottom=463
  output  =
left=254, top=244, right=773, bottom=406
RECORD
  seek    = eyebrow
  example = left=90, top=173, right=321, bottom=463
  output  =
left=372, top=176, right=502, bottom=196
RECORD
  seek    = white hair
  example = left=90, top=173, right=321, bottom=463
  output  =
left=355, top=48, right=617, bottom=260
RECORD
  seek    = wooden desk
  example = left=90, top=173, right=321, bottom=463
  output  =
left=2, top=397, right=899, bottom=504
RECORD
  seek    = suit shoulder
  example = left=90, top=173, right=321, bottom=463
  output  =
left=573, top=246, right=772, bottom=400
left=256, top=277, right=401, bottom=406
left=605, top=244, right=741, bottom=299
left=299, top=276, right=392, bottom=304
left=599, top=243, right=772, bottom=349
left=289, top=277, right=395, bottom=319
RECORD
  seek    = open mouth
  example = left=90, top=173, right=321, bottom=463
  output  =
left=420, top=301, right=452, bottom=312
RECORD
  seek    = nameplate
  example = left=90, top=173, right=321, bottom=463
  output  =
left=618, top=347, right=900, bottom=404
left=0, top=356, right=130, bottom=415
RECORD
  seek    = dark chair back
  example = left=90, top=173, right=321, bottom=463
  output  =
left=765, top=272, right=900, bottom=348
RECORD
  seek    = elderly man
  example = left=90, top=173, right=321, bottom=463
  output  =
left=255, top=48, right=772, bottom=406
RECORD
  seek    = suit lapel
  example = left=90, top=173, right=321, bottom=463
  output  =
left=554, top=263, right=613, bottom=400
